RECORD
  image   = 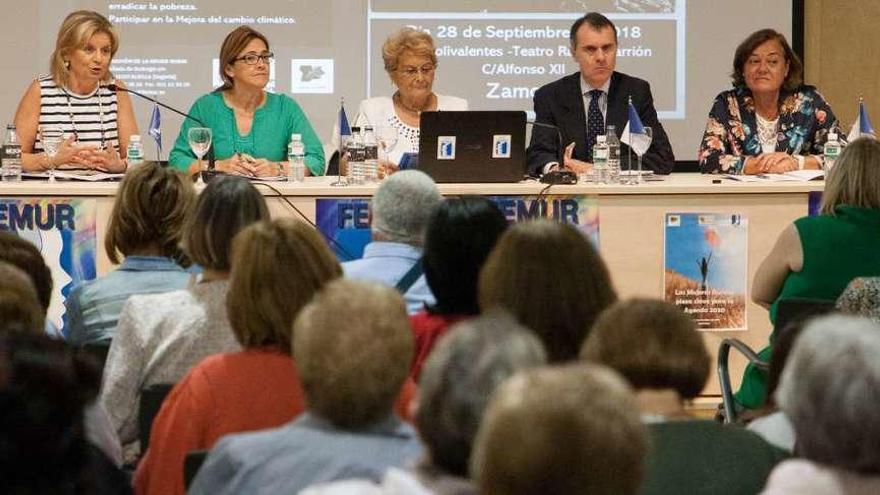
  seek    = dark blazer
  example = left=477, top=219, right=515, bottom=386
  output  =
left=526, top=71, right=675, bottom=176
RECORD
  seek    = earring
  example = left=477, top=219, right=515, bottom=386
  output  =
left=64, top=60, right=70, bottom=70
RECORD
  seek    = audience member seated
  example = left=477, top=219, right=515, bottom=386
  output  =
left=479, top=219, right=617, bottom=362
left=471, top=364, right=646, bottom=495
left=0, top=232, right=56, bottom=336
left=747, top=314, right=831, bottom=452
left=133, top=218, right=342, bottom=495
left=582, top=298, right=787, bottom=495
left=302, top=309, right=546, bottom=495
left=64, top=163, right=195, bottom=345
left=0, top=332, right=131, bottom=494
left=0, top=262, right=45, bottom=335
left=762, top=314, right=880, bottom=494
left=743, top=137, right=880, bottom=409
left=0, top=258, right=123, bottom=467
left=101, top=176, right=269, bottom=458
left=836, top=277, right=880, bottom=322
left=189, top=280, right=422, bottom=494
left=343, top=170, right=442, bottom=313
left=409, top=197, right=508, bottom=381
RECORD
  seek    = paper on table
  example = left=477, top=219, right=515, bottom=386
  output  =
left=23, top=171, right=125, bottom=181
left=724, top=170, right=824, bottom=182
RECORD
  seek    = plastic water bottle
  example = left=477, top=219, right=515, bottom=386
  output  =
left=823, top=131, right=841, bottom=172
left=362, top=125, right=378, bottom=183
left=592, top=135, right=609, bottom=184
left=288, top=133, right=305, bottom=182
left=126, top=135, right=144, bottom=168
left=347, top=126, right=365, bottom=185
left=2, top=124, right=22, bottom=181
left=605, top=125, right=620, bottom=184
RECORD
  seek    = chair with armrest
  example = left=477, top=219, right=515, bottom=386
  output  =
left=717, top=297, right=836, bottom=423
left=138, top=383, right=175, bottom=452
left=184, top=449, right=210, bottom=490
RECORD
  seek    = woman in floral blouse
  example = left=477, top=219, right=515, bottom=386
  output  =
left=699, top=29, right=844, bottom=174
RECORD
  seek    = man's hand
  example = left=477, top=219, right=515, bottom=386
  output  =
left=562, top=142, right=592, bottom=174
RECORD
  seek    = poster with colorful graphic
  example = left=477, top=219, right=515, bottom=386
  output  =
left=808, top=191, right=823, bottom=216
left=316, top=195, right=600, bottom=262
left=0, top=198, right=97, bottom=334
left=663, top=212, right=748, bottom=331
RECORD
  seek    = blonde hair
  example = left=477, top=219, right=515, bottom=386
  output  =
left=821, top=137, right=880, bottom=214
left=105, top=163, right=195, bottom=264
left=227, top=219, right=341, bottom=352
left=293, top=280, right=413, bottom=429
left=382, top=27, right=437, bottom=75
left=50, top=10, right=119, bottom=88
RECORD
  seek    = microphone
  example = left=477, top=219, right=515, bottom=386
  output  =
left=527, top=120, right=576, bottom=184
left=106, top=84, right=215, bottom=172
left=527, top=120, right=564, bottom=166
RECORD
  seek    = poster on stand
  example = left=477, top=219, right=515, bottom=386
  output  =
left=663, top=212, right=748, bottom=331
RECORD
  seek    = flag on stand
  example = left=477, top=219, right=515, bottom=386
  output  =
left=148, top=105, right=162, bottom=159
left=621, top=98, right=651, bottom=156
left=847, top=97, right=875, bottom=142
left=330, top=98, right=352, bottom=152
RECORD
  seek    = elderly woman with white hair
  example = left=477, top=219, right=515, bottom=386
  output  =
left=342, top=170, right=443, bottom=313
left=761, top=314, right=880, bottom=494
left=355, top=27, right=467, bottom=171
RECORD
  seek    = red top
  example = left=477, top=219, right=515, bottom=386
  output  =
left=410, top=311, right=469, bottom=381
left=134, top=347, right=417, bottom=495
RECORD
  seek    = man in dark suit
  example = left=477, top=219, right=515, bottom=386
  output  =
left=527, top=12, right=675, bottom=177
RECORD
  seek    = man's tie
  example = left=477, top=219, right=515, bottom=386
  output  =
left=585, top=89, right=605, bottom=160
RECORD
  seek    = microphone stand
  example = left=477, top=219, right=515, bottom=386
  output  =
left=528, top=120, right=576, bottom=184
left=108, top=84, right=216, bottom=174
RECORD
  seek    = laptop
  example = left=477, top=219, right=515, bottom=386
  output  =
left=417, top=110, right=526, bottom=183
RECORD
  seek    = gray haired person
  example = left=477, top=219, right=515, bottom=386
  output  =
left=762, top=314, right=880, bottom=494
left=300, top=309, right=546, bottom=495
left=342, top=170, right=443, bottom=313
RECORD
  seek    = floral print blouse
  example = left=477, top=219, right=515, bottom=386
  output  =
left=698, top=85, right=844, bottom=174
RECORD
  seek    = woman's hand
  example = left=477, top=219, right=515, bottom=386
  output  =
left=745, top=153, right=798, bottom=174
left=377, top=158, right=398, bottom=179
left=85, top=145, right=126, bottom=172
left=248, top=157, right=281, bottom=177
left=214, top=154, right=252, bottom=176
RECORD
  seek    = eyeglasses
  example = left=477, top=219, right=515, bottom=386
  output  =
left=233, top=52, right=274, bottom=65
left=397, top=64, right=435, bottom=79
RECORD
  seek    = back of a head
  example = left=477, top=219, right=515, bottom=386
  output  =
left=423, top=197, right=508, bottom=315
left=0, top=332, right=101, bottom=490
left=183, top=175, right=270, bottom=271
left=371, top=170, right=442, bottom=246
left=472, top=363, right=646, bottom=495
left=293, top=279, right=413, bottom=429
left=821, top=137, right=880, bottom=214
left=416, top=309, right=546, bottom=477
left=227, top=218, right=342, bottom=351
left=479, top=219, right=617, bottom=362
left=104, top=162, right=196, bottom=264
left=776, top=314, right=880, bottom=474
left=0, top=232, right=53, bottom=313
left=0, top=262, right=45, bottom=335
left=581, top=298, right=710, bottom=399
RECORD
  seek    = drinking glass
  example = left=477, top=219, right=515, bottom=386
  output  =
left=39, top=125, right=64, bottom=182
left=187, top=127, right=212, bottom=184
left=634, top=126, right=653, bottom=184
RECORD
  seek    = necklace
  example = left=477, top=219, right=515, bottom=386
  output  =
left=394, top=92, right=434, bottom=115
left=62, top=85, right=106, bottom=149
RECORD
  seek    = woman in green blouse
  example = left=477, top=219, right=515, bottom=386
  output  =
left=169, top=26, right=324, bottom=177
left=743, top=137, right=880, bottom=409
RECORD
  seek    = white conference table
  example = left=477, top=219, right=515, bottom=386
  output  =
left=0, top=173, right=824, bottom=398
